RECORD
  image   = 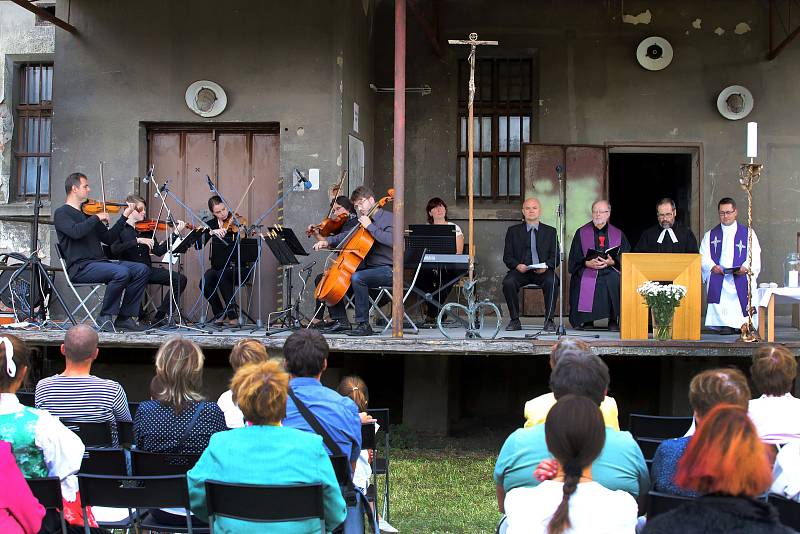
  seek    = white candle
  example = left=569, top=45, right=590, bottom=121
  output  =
left=790, top=271, right=799, bottom=288
left=747, top=122, right=757, bottom=159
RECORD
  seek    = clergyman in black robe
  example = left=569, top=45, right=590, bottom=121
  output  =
left=634, top=198, right=699, bottom=253
left=568, top=200, right=631, bottom=330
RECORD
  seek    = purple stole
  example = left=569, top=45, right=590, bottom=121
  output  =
left=707, top=223, right=749, bottom=316
left=577, top=222, right=622, bottom=313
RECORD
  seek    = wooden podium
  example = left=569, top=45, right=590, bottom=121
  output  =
left=621, top=253, right=702, bottom=340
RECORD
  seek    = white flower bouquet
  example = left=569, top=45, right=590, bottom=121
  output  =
left=636, top=281, right=688, bottom=340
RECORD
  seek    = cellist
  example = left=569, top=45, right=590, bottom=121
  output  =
left=313, top=186, right=394, bottom=337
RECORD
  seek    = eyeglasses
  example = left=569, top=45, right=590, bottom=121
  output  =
left=657, top=212, right=675, bottom=218
left=718, top=210, right=736, bottom=216
left=592, top=210, right=610, bottom=215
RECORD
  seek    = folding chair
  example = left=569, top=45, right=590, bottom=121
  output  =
left=628, top=414, right=693, bottom=440
left=128, top=400, right=141, bottom=417
left=205, top=480, right=325, bottom=533
left=369, top=254, right=427, bottom=334
left=26, top=476, right=68, bottom=534
left=80, top=447, right=128, bottom=475
left=78, top=473, right=200, bottom=534
left=54, top=243, right=103, bottom=328
left=646, top=490, right=695, bottom=519
left=61, top=420, right=114, bottom=448
left=360, top=422, right=379, bottom=526
left=769, top=493, right=800, bottom=531
left=17, top=389, right=35, bottom=407
left=131, top=450, right=201, bottom=475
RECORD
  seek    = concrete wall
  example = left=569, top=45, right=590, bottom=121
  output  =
left=372, top=0, right=800, bottom=311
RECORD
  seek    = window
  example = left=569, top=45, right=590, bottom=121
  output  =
left=15, top=63, right=53, bottom=197
left=457, top=57, right=534, bottom=200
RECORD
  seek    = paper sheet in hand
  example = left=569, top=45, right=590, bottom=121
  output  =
left=528, top=262, right=548, bottom=269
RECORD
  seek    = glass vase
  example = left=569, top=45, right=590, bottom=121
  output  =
left=651, top=307, right=675, bottom=341
left=785, top=253, right=800, bottom=288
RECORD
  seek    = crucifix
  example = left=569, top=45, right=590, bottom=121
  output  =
left=448, top=33, right=498, bottom=282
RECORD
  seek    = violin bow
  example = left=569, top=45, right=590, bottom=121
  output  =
left=225, top=175, right=256, bottom=232
left=99, top=161, right=109, bottom=225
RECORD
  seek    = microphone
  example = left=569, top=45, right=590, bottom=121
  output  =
left=293, top=168, right=312, bottom=190
left=556, top=164, right=564, bottom=179
left=142, top=165, right=154, bottom=184
left=300, top=260, right=316, bottom=273
left=206, top=175, right=215, bottom=191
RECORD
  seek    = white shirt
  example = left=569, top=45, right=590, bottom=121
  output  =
left=772, top=442, right=800, bottom=501
left=748, top=394, right=800, bottom=444
left=504, top=480, right=638, bottom=534
left=217, top=389, right=244, bottom=428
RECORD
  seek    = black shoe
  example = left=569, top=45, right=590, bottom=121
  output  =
left=96, top=314, right=115, bottom=332
left=310, top=319, right=335, bottom=330
left=322, top=320, right=351, bottom=334
left=505, top=319, right=522, bottom=331
left=114, top=317, right=147, bottom=332
left=346, top=322, right=374, bottom=336
left=608, top=320, right=620, bottom=332
left=543, top=319, right=555, bottom=331
left=575, top=321, right=594, bottom=331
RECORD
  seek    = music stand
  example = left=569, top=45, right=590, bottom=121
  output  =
left=263, top=227, right=308, bottom=335
left=171, top=229, right=206, bottom=255
left=406, top=224, right=456, bottom=254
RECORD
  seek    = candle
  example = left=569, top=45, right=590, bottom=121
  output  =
left=747, top=122, right=757, bottom=159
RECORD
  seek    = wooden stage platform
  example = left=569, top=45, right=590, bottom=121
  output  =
left=7, top=317, right=800, bottom=357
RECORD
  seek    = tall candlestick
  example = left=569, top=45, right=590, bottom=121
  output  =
left=747, top=121, right=758, bottom=159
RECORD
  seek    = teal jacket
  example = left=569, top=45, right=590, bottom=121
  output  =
left=187, top=425, right=346, bottom=533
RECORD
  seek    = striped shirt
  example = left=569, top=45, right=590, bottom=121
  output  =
left=34, top=374, right=132, bottom=425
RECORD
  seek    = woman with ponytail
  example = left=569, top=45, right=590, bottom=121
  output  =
left=504, top=395, right=637, bottom=533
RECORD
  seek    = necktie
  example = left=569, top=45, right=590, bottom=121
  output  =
left=530, top=227, right=540, bottom=265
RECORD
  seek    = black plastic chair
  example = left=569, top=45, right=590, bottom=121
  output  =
left=131, top=450, right=201, bottom=475
left=117, top=420, right=135, bottom=449
left=128, top=401, right=140, bottom=417
left=205, top=480, right=325, bottom=533
left=80, top=447, right=128, bottom=475
left=61, top=420, right=114, bottom=448
left=17, top=390, right=35, bottom=407
left=769, top=493, right=800, bottom=531
left=369, top=407, right=391, bottom=521
left=77, top=473, right=198, bottom=534
left=628, top=414, right=693, bottom=440
left=647, top=490, right=695, bottom=519
left=26, top=476, right=67, bottom=534
left=635, top=436, right=663, bottom=461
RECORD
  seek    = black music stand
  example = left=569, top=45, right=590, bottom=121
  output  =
left=171, top=229, right=206, bottom=255
left=263, top=227, right=308, bottom=335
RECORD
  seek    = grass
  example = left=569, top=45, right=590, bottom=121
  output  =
left=376, top=428, right=502, bottom=533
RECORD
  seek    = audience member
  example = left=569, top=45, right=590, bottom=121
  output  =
left=282, top=329, right=365, bottom=533
left=494, top=352, right=649, bottom=516
left=0, top=440, right=45, bottom=534
left=35, top=324, right=132, bottom=445
left=0, top=335, right=94, bottom=529
left=504, top=395, right=637, bottom=533
left=748, top=344, right=800, bottom=444
left=523, top=338, right=619, bottom=430
left=771, top=441, right=800, bottom=502
left=188, top=360, right=346, bottom=532
left=216, top=339, right=269, bottom=428
left=643, top=404, right=792, bottom=534
left=651, top=368, right=750, bottom=497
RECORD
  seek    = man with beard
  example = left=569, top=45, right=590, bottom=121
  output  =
left=635, top=198, right=699, bottom=254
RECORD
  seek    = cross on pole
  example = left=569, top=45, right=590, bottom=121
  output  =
left=448, top=33, right=498, bottom=281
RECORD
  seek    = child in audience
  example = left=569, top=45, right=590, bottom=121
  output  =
left=0, top=440, right=45, bottom=533
left=217, top=339, right=269, bottom=428
left=504, top=395, right=638, bottom=533
left=0, top=334, right=97, bottom=530
left=337, top=375, right=398, bottom=534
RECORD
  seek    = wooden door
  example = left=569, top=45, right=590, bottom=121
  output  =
left=147, top=127, right=280, bottom=322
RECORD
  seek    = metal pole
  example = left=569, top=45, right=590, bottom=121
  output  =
left=392, top=0, right=406, bottom=338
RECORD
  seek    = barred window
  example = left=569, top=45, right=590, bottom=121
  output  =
left=457, top=58, right=534, bottom=200
left=15, top=63, right=53, bottom=197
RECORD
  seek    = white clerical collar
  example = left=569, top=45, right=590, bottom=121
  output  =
left=722, top=221, right=737, bottom=233
left=657, top=227, right=678, bottom=244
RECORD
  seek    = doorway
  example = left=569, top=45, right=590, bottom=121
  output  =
left=608, top=151, right=695, bottom=249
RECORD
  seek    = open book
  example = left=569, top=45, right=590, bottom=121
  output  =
left=721, top=265, right=743, bottom=275
left=583, top=245, right=621, bottom=262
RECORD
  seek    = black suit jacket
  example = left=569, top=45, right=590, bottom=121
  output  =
left=503, top=222, right=559, bottom=271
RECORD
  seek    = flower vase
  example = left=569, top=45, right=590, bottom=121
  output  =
left=651, top=307, right=675, bottom=341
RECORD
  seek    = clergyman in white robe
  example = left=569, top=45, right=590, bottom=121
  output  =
left=700, top=221, right=760, bottom=329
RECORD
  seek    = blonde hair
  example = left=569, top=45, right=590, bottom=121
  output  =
left=153, top=337, right=205, bottom=413
left=231, top=360, right=289, bottom=425
left=229, top=339, right=269, bottom=370
left=337, top=375, right=369, bottom=412
left=688, top=368, right=750, bottom=417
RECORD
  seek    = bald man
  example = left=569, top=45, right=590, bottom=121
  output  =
left=502, top=198, right=559, bottom=331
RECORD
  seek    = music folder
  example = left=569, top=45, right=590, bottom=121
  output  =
left=172, top=229, right=206, bottom=254
left=583, top=245, right=621, bottom=262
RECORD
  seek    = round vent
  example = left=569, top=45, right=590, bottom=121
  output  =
left=716, top=85, right=754, bottom=120
left=185, top=80, right=228, bottom=118
left=636, top=37, right=673, bottom=71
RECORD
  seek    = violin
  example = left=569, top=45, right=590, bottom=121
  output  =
left=134, top=219, right=199, bottom=233
left=221, top=212, right=249, bottom=234
left=306, top=212, right=348, bottom=237
left=81, top=198, right=129, bottom=216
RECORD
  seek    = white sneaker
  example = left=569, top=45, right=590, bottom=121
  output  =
left=379, top=518, right=398, bottom=533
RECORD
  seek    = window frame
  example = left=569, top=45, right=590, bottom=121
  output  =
left=14, top=62, right=54, bottom=199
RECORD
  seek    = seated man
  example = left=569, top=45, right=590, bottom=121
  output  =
left=523, top=338, right=619, bottom=430
left=313, top=186, right=393, bottom=337
left=494, top=352, right=649, bottom=515
left=109, top=194, right=188, bottom=326
left=635, top=197, right=699, bottom=253
left=501, top=197, right=558, bottom=332
left=35, top=324, right=132, bottom=445
left=54, top=173, right=150, bottom=332
left=567, top=200, right=630, bottom=330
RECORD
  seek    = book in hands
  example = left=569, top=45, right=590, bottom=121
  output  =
left=722, top=265, right=743, bottom=275
left=583, top=245, right=621, bottom=262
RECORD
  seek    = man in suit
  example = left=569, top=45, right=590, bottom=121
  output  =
left=502, top=197, right=559, bottom=331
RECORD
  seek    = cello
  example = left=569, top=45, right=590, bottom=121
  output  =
left=315, top=189, right=394, bottom=306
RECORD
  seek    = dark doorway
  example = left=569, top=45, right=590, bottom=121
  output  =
left=609, top=153, right=693, bottom=248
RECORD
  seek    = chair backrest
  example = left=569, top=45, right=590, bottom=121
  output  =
left=647, top=490, right=695, bottom=519
left=769, top=493, right=800, bottom=531
left=17, top=390, right=35, bottom=407
left=81, top=447, right=128, bottom=475
left=78, top=473, right=192, bottom=510
left=118, top=421, right=134, bottom=449
left=370, top=408, right=390, bottom=434
left=329, top=454, right=352, bottom=486
left=205, top=480, right=324, bottom=529
left=635, top=437, right=663, bottom=461
left=130, top=449, right=201, bottom=475
left=62, top=420, right=114, bottom=447
left=128, top=401, right=140, bottom=417
left=629, top=414, right=693, bottom=440
left=361, top=423, right=377, bottom=450
left=26, top=476, right=63, bottom=509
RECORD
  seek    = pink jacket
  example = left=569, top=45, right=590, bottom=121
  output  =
left=0, top=440, right=45, bottom=534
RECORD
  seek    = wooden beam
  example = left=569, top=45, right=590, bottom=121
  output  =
left=769, top=23, right=800, bottom=59
left=8, top=0, right=78, bottom=34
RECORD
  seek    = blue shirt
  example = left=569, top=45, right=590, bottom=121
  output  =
left=283, top=377, right=362, bottom=463
left=651, top=436, right=698, bottom=497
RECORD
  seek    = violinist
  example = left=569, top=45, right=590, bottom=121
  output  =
left=306, top=196, right=358, bottom=329
left=53, top=173, right=150, bottom=332
left=201, top=195, right=245, bottom=326
left=313, top=186, right=393, bottom=337
left=108, top=195, right=189, bottom=327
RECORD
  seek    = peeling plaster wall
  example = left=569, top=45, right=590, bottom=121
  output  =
left=372, top=0, right=799, bottom=311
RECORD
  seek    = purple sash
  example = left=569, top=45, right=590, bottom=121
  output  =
left=577, top=223, right=622, bottom=313
left=707, top=223, right=749, bottom=316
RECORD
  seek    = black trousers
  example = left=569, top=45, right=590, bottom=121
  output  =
left=147, top=267, right=188, bottom=318
left=202, top=268, right=237, bottom=319
left=502, top=269, right=558, bottom=321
